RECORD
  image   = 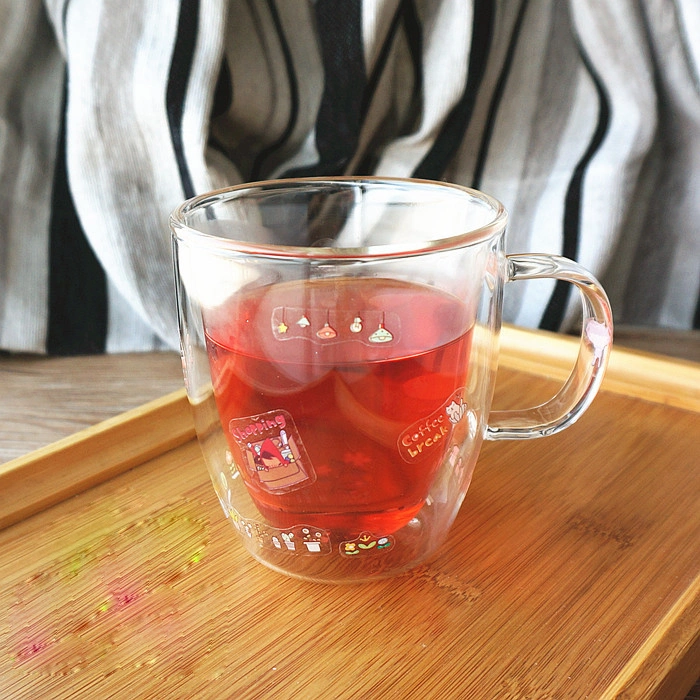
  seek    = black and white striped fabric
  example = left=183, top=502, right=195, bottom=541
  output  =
left=1, top=0, right=699, bottom=354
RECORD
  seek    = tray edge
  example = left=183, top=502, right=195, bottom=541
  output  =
left=0, top=389, right=195, bottom=531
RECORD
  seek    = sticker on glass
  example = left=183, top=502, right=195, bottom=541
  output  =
left=228, top=409, right=315, bottom=493
left=229, top=512, right=332, bottom=555
left=340, top=532, right=395, bottom=556
left=398, top=388, right=470, bottom=464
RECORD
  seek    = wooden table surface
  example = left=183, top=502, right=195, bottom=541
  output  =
left=0, top=329, right=699, bottom=699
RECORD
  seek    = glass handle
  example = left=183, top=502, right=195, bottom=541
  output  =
left=486, top=254, right=613, bottom=440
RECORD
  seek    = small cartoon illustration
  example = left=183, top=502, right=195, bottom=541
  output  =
left=316, top=311, right=338, bottom=339
left=446, top=397, right=467, bottom=424
left=343, top=542, right=359, bottom=555
left=300, top=527, right=329, bottom=553
left=273, top=525, right=331, bottom=555
left=357, top=533, right=376, bottom=550
left=228, top=410, right=315, bottom=493
left=245, top=430, right=306, bottom=490
left=368, top=322, right=393, bottom=344
left=230, top=511, right=308, bottom=554
left=316, top=318, right=338, bottom=339
left=253, top=435, right=291, bottom=471
left=340, top=532, right=395, bottom=556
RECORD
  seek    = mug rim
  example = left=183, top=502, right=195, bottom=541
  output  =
left=169, top=176, right=508, bottom=260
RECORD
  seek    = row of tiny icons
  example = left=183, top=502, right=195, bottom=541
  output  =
left=275, top=310, right=394, bottom=343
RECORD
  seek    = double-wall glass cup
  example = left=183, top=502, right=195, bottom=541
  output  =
left=171, top=177, right=612, bottom=583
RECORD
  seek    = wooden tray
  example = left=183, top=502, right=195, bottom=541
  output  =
left=1, top=328, right=698, bottom=699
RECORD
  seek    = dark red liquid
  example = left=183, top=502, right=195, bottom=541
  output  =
left=205, top=277, right=472, bottom=534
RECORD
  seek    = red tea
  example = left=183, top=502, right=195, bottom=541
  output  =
left=205, top=277, right=472, bottom=534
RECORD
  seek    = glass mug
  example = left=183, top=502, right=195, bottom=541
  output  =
left=170, top=177, right=612, bottom=583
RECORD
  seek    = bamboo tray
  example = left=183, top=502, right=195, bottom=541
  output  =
left=1, top=328, right=699, bottom=699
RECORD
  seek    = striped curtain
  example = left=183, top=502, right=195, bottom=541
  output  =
left=1, top=0, right=699, bottom=354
